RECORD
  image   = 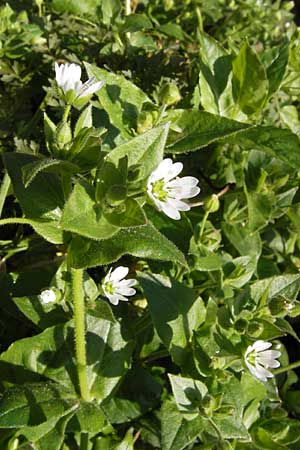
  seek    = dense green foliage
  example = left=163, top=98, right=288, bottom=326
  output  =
left=1, top=0, right=300, bottom=449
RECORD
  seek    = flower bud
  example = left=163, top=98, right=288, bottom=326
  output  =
left=137, top=111, right=153, bottom=134
left=247, top=321, right=264, bottom=338
left=234, top=318, right=248, bottom=333
left=160, top=83, right=181, bottom=106
left=269, top=297, right=286, bottom=315
left=105, top=184, right=127, bottom=206
left=204, top=194, right=220, bottom=213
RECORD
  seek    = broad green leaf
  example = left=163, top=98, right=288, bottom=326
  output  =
left=166, top=110, right=300, bottom=169
left=85, top=63, right=152, bottom=138
left=102, top=365, right=162, bottom=423
left=245, top=190, right=273, bottom=232
left=166, top=109, right=252, bottom=153
left=114, top=429, right=134, bottom=450
left=193, top=254, right=223, bottom=271
left=3, top=152, right=64, bottom=244
left=222, top=223, right=262, bottom=258
left=279, top=105, right=300, bottom=135
left=214, top=415, right=250, bottom=440
left=66, top=401, right=109, bottom=434
left=266, top=42, right=289, bottom=98
left=159, top=23, right=185, bottom=40
left=22, top=158, right=79, bottom=188
left=232, top=42, right=268, bottom=114
left=197, top=32, right=232, bottom=115
left=138, top=273, right=205, bottom=366
left=60, top=182, right=118, bottom=240
left=68, top=224, right=187, bottom=268
left=101, top=0, right=121, bottom=26
left=19, top=407, right=77, bottom=450
left=0, top=313, right=133, bottom=401
left=68, top=127, right=105, bottom=170
left=161, top=399, right=206, bottom=450
left=13, top=295, right=67, bottom=329
left=168, top=374, right=208, bottom=419
left=0, top=383, right=77, bottom=428
left=107, top=124, right=169, bottom=181
left=74, top=105, right=93, bottom=137
left=231, top=126, right=300, bottom=169
left=51, top=0, right=101, bottom=15
left=119, top=14, right=152, bottom=33
left=251, top=274, right=300, bottom=304
left=105, top=198, right=147, bottom=228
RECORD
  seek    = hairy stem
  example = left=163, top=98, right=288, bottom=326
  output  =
left=63, top=104, right=71, bottom=122
left=71, top=268, right=91, bottom=401
left=274, top=360, right=300, bottom=375
left=0, top=172, right=11, bottom=218
left=79, top=432, right=89, bottom=450
left=0, top=217, right=33, bottom=227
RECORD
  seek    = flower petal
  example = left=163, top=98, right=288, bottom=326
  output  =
left=161, top=201, right=181, bottom=220
left=110, top=266, right=129, bottom=282
left=252, top=340, right=272, bottom=352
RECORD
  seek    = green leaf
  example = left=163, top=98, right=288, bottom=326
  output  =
left=168, top=374, right=208, bottom=419
left=251, top=274, right=300, bottom=304
left=107, top=124, right=169, bottom=182
left=22, top=158, right=79, bottom=188
left=19, top=407, right=76, bottom=450
left=222, top=223, right=262, bottom=258
left=85, top=63, right=152, bottom=138
left=68, top=224, right=187, bottom=268
left=74, top=105, right=93, bottom=137
left=161, top=399, right=206, bottom=450
left=0, top=313, right=133, bottom=401
left=214, top=415, right=250, bottom=440
left=232, top=42, right=268, bottom=114
left=159, top=23, right=185, bottom=40
left=138, top=273, right=205, bottom=366
left=61, top=182, right=118, bottom=240
left=166, top=110, right=300, bottom=169
left=106, top=198, right=147, bottom=227
left=66, top=401, right=109, bottom=434
left=230, top=126, right=300, bottom=169
left=266, top=42, right=289, bottom=98
left=12, top=295, right=67, bottom=330
left=0, top=383, right=77, bottom=428
left=120, top=14, right=152, bottom=33
left=166, top=109, right=252, bottom=154
left=101, top=0, right=121, bottom=26
left=68, top=127, right=106, bottom=170
left=51, top=0, right=101, bottom=15
left=3, top=152, right=65, bottom=244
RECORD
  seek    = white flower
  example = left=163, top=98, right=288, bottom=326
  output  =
left=55, top=62, right=104, bottom=100
left=244, top=340, right=281, bottom=382
left=147, top=158, right=200, bottom=220
left=102, top=266, right=137, bottom=306
left=39, top=289, right=56, bottom=304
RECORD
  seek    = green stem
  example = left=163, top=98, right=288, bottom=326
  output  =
left=199, top=210, right=209, bottom=239
left=195, top=6, right=203, bottom=32
left=63, top=104, right=71, bottom=122
left=79, top=432, right=89, bottom=450
left=0, top=172, right=11, bottom=218
left=0, top=217, right=33, bottom=227
left=71, top=268, right=91, bottom=401
left=274, top=360, right=300, bottom=375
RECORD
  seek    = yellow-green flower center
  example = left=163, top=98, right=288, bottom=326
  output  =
left=151, top=179, right=168, bottom=202
left=104, top=282, right=114, bottom=294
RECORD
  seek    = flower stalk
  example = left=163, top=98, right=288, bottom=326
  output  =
left=71, top=268, right=91, bottom=401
